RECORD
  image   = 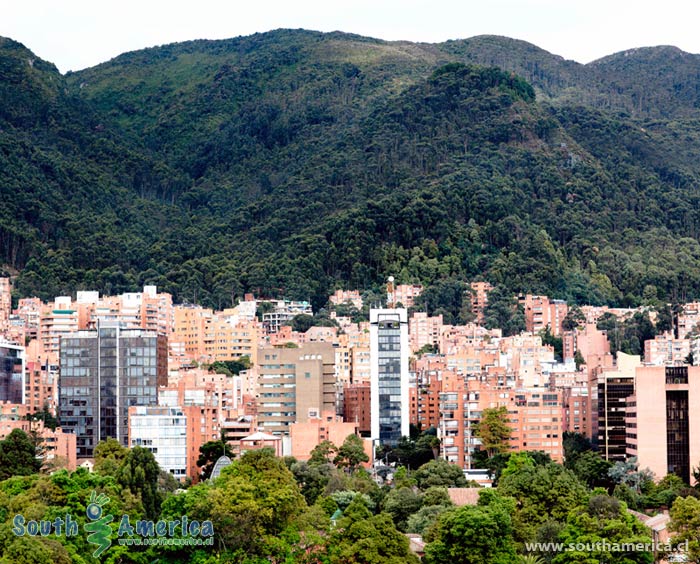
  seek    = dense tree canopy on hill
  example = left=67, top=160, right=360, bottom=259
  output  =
left=3, top=31, right=700, bottom=308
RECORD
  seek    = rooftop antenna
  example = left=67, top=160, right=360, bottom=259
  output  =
left=387, top=276, right=395, bottom=309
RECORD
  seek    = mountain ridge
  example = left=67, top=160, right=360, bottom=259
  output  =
left=2, top=29, right=700, bottom=311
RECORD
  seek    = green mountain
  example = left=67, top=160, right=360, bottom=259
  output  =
left=2, top=30, right=700, bottom=309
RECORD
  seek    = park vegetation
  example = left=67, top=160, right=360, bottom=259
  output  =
left=1, top=427, right=699, bottom=563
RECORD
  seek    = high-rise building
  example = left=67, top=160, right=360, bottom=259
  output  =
left=370, top=308, right=409, bottom=445
left=470, top=281, right=492, bottom=324
left=256, top=342, right=336, bottom=436
left=58, top=322, right=167, bottom=457
left=0, top=277, right=11, bottom=330
left=0, top=341, right=24, bottom=404
left=591, top=352, right=640, bottom=461
left=40, top=297, right=78, bottom=358
left=627, top=366, right=700, bottom=484
left=24, top=340, right=58, bottom=414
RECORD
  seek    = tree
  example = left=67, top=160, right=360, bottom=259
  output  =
left=383, top=487, right=423, bottom=531
left=116, top=445, right=162, bottom=519
left=161, top=448, right=307, bottom=561
left=309, top=439, right=338, bottom=466
left=329, top=496, right=420, bottom=564
left=553, top=494, right=653, bottom=564
left=407, top=504, right=452, bottom=535
left=93, top=438, right=128, bottom=476
left=26, top=407, right=58, bottom=431
left=329, top=490, right=375, bottom=513
left=501, top=452, right=536, bottom=479
left=562, top=431, right=592, bottom=467
left=562, top=305, right=585, bottom=331
left=597, top=312, right=622, bottom=354
left=291, top=313, right=337, bottom=333
left=608, top=457, right=655, bottom=493
left=406, top=487, right=454, bottom=535
left=392, top=433, right=438, bottom=469
left=413, top=279, right=470, bottom=325
left=424, top=497, right=518, bottom=564
left=692, top=463, right=700, bottom=487
left=474, top=406, right=512, bottom=458
left=539, top=325, right=563, bottom=359
left=423, top=486, right=453, bottom=507
left=290, top=460, right=333, bottom=505
left=570, top=451, right=614, bottom=489
left=291, top=314, right=316, bottom=333
left=497, top=462, right=588, bottom=544
left=158, top=468, right=182, bottom=494
left=414, top=459, right=468, bottom=490
left=482, top=286, right=525, bottom=337
left=197, top=436, right=234, bottom=480
left=648, top=473, right=688, bottom=508
left=520, top=556, right=546, bottom=564
left=333, top=434, right=369, bottom=472
left=0, top=429, right=41, bottom=480
left=668, top=495, right=700, bottom=562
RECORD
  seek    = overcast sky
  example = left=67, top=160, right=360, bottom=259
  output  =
left=3, top=0, right=699, bottom=73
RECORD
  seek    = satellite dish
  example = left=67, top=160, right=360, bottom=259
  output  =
left=210, top=455, right=232, bottom=480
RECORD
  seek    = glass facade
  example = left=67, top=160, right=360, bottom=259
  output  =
left=377, top=319, right=403, bottom=445
left=597, top=377, right=634, bottom=461
left=0, top=344, right=24, bottom=404
left=666, top=390, right=690, bottom=484
left=370, top=308, right=408, bottom=447
left=59, top=323, right=167, bottom=457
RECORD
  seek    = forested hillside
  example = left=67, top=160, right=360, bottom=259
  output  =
left=2, top=29, right=700, bottom=308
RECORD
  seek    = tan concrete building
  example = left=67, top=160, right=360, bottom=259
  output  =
left=39, top=297, right=78, bottom=358
left=509, top=389, right=563, bottom=462
left=289, top=412, right=358, bottom=460
left=563, top=322, right=611, bottom=363
left=519, top=294, right=568, bottom=336
left=173, top=305, right=212, bottom=359
left=24, top=339, right=58, bottom=415
left=0, top=277, right=11, bottom=331
left=329, top=289, right=363, bottom=310
left=627, top=365, right=700, bottom=484
left=257, top=342, right=336, bottom=436
left=172, top=305, right=260, bottom=365
left=0, top=403, right=76, bottom=471
left=13, top=298, right=44, bottom=342
left=469, top=281, right=492, bottom=324
left=644, top=333, right=691, bottom=366
left=409, top=312, right=443, bottom=353
left=677, top=302, right=700, bottom=339
left=394, top=284, right=423, bottom=309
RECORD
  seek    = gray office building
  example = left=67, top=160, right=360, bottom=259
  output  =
left=0, top=341, right=25, bottom=404
left=59, top=322, right=167, bottom=457
left=370, top=308, right=410, bottom=446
